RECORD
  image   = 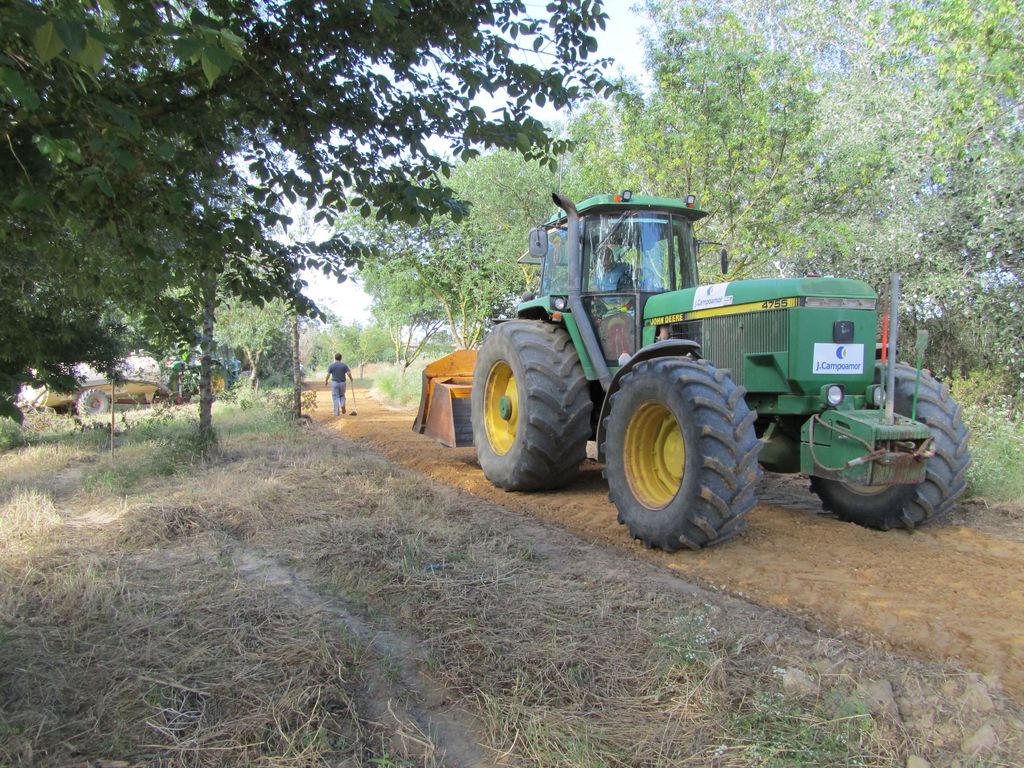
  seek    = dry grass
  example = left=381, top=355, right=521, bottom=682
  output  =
left=182, top=444, right=896, bottom=767
left=1, top=402, right=1021, bottom=767
left=0, top=489, right=64, bottom=556
left=0, top=535, right=373, bottom=766
left=1, top=417, right=409, bottom=766
left=0, top=441, right=93, bottom=502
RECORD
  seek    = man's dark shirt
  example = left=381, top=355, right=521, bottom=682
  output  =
left=327, top=361, right=351, bottom=382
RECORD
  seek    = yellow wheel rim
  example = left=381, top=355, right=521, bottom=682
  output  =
left=483, top=361, right=518, bottom=455
left=624, top=401, right=685, bottom=509
left=212, top=374, right=225, bottom=394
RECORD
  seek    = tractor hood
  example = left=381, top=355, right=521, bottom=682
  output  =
left=643, top=277, right=877, bottom=322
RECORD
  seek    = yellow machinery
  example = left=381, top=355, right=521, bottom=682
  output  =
left=412, top=350, right=477, bottom=448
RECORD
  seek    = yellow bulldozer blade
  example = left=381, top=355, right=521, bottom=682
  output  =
left=412, top=350, right=478, bottom=448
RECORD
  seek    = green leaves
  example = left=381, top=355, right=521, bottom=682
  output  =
left=174, top=27, right=245, bottom=85
left=0, top=67, right=40, bottom=110
left=200, top=45, right=234, bottom=86
left=11, top=189, right=48, bottom=211
left=33, top=21, right=64, bottom=63
left=3, top=0, right=608, bottom=408
left=219, top=29, right=245, bottom=62
left=76, top=35, right=106, bottom=74
left=34, top=136, right=83, bottom=165
left=32, top=19, right=107, bottom=73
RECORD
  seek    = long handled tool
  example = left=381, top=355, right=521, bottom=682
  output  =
left=348, top=385, right=357, bottom=416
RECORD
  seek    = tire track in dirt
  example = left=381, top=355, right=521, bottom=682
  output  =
left=230, top=543, right=499, bottom=767
left=314, top=384, right=1024, bottom=702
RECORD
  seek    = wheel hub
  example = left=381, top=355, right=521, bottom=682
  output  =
left=623, top=401, right=685, bottom=509
left=483, top=361, right=518, bottom=456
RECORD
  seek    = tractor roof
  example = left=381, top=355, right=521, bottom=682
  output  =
left=545, top=193, right=710, bottom=225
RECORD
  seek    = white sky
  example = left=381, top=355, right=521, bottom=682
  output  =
left=302, top=0, right=650, bottom=325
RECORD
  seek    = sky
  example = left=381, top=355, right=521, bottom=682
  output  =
left=302, top=0, right=650, bottom=325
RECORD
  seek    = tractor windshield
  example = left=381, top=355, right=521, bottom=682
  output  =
left=582, top=212, right=697, bottom=293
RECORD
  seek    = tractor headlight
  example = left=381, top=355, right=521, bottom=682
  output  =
left=867, top=384, right=884, bottom=407
left=825, top=384, right=845, bottom=407
left=552, top=296, right=567, bottom=311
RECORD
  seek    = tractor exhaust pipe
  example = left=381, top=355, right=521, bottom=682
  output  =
left=884, top=272, right=901, bottom=424
left=552, top=192, right=612, bottom=391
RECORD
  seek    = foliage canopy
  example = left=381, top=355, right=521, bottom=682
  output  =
left=0, top=0, right=609, bottom=415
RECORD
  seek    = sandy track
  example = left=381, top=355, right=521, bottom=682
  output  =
left=315, top=383, right=1024, bottom=701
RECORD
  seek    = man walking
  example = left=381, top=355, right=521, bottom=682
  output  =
left=325, top=353, right=354, bottom=416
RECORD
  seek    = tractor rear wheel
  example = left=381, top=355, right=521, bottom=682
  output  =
left=77, top=388, right=112, bottom=416
left=471, top=320, right=592, bottom=491
left=810, top=363, right=970, bottom=529
left=603, top=357, right=761, bottom=550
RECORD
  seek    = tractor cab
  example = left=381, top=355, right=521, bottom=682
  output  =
left=531, top=193, right=706, bottom=369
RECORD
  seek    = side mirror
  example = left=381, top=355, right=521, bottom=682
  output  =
left=720, top=247, right=728, bottom=275
left=528, top=227, right=547, bottom=258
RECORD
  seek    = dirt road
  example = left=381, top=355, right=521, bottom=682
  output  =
left=315, top=383, right=1024, bottom=700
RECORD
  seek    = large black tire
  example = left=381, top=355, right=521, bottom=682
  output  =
left=471, top=320, right=593, bottom=491
left=603, top=358, right=761, bottom=550
left=810, top=363, right=971, bottom=530
left=77, top=388, right=111, bottom=415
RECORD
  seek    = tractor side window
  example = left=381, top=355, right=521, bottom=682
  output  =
left=540, top=227, right=569, bottom=295
left=637, top=219, right=671, bottom=292
left=673, top=216, right=698, bottom=288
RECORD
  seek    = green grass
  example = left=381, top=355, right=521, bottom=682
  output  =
left=0, top=419, right=22, bottom=452
left=371, top=365, right=424, bottom=407
left=961, top=409, right=1024, bottom=502
left=68, top=397, right=297, bottom=494
left=949, top=373, right=1024, bottom=503
left=726, top=690, right=874, bottom=767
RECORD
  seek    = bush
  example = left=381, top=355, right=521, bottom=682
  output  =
left=950, top=373, right=1024, bottom=503
left=259, top=372, right=293, bottom=390
left=949, top=370, right=1020, bottom=419
left=371, top=365, right=424, bottom=407
left=0, top=418, right=23, bottom=452
left=214, top=395, right=295, bottom=439
left=84, top=419, right=208, bottom=493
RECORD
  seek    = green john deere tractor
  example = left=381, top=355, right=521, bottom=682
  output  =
left=413, top=191, right=970, bottom=550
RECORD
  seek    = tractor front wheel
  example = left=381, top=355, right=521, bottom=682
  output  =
left=603, top=357, right=761, bottom=550
left=471, top=320, right=592, bottom=491
left=810, top=363, right=970, bottom=529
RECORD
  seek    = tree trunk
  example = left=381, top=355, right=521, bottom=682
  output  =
left=250, top=351, right=261, bottom=390
left=291, top=313, right=301, bottom=419
left=198, top=278, right=217, bottom=448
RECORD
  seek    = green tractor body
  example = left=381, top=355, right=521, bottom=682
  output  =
left=414, top=192, right=969, bottom=549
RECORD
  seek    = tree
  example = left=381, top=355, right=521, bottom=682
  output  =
left=593, top=0, right=820, bottom=277
left=363, top=219, right=522, bottom=349
left=356, top=150, right=560, bottom=353
left=215, top=297, right=290, bottom=385
left=360, top=262, right=447, bottom=368
left=0, top=248, right=127, bottom=421
left=1, top=0, right=610, bottom=418
left=449, top=149, right=559, bottom=288
left=357, top=327, right=393, bottom=367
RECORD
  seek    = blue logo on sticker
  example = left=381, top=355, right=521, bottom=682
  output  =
left=836, top=346, right=847, bottom=359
